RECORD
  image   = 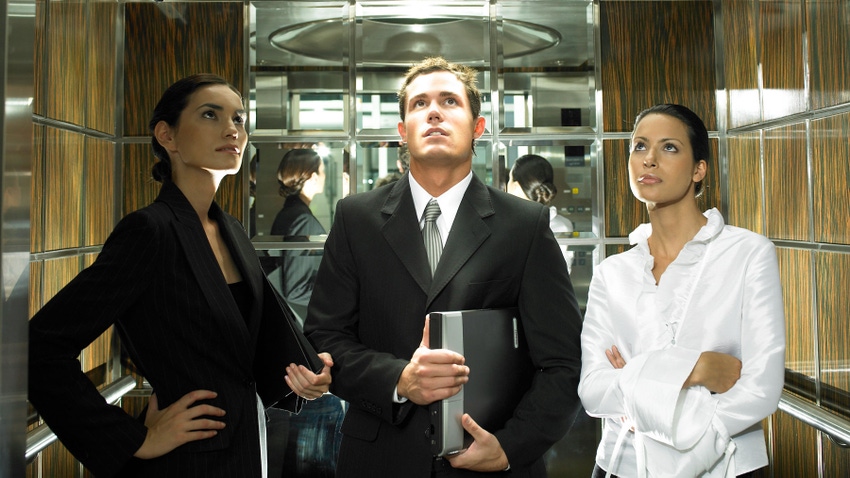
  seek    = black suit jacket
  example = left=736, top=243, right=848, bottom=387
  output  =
left=305, top=173, right=583, bottom=478
left=29, top=181, right=306, bottom=477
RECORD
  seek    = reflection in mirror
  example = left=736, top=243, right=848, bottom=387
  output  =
left=502, top=73, right=595, bottom=131
left=250, top=141, right=348, bottom=239
left=355, top=71, right=491, bottom=135
left=352, top=140, right=494, bottom=193
left=501, top=141, right=595, bottom=236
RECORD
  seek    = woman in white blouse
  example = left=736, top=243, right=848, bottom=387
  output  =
left=578, top=104, right=785, bottom=478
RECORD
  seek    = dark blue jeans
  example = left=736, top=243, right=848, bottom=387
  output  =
left=267, top=394, right=346, bottom=478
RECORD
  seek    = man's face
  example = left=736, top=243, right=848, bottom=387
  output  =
left=397, top=71, right=486, bottom=169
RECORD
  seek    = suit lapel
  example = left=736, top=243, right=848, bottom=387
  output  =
left=215, top=205, right=265, bottom=346
left=381, top=177, right=432, bottom=296
left=427, top=175, right=493, bottom=307
left=157, top=183, right=253, bottom=369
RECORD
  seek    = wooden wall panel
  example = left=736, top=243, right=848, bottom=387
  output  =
left=776, top=247, right=814, bottom=376
left=808, top=0, right=850, bottom=109
left=122, top=143, right=160, bottom=216
left=44, top=128, right=84, bottom=251
left=33, top=0, right=46, bottom=117
left=811, top=113, right=850, bottom=245
left=722, top=0, right=760, bottom=128
left=123, top=2, right=244, bottom=136
left=600, top=1, right=716, bottom=133
left=84, top=137, right=115, bottom=246
left=87, top=1, right=118, bottom=135
left=29, top=260, right=43, bottom=319
left=46, top=0, right=86, bottom=126
left=772, top=410, right=819, bottom=477
left=603, top=138, right=645, bottom=237
left=822, top=431, right=850, bottom=476
left=31, top=124, right=44, bottom=254
left=727, top=132, right=763, bottom=234
left=817, top=251, right=850, bottom=416
left=759, top=0, right=806, bottom=121
left=763, top=123, right=809, bottom=241
left=41, top=256, right=82, bottom=306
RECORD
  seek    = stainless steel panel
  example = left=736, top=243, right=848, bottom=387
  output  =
left=0, top=1, right=34, bottom=476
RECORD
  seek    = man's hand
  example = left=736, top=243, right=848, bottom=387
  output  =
left=445, top=414, right=510, bottom=472
left=397, top=316, right=469, bottom=406
left=285, top=352, right=334, bottom=400
left=134, top=390, right=226, bottom=459
left=683, top=351, right=741, bottom=393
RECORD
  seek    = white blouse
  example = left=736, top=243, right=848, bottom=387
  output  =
left=578, top=208, right=785, bottom=478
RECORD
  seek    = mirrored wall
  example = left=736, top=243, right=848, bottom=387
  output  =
left=248, top=0, right=599, bottom=239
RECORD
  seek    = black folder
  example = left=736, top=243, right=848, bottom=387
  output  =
left=427, top=308, right=534, bottom=456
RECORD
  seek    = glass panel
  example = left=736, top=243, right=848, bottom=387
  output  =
left=250, top=1, right=349, bottom=135
left=498, top=1, right=595, bottom=132
left=250, top=141, right=348, bottom=239
left=501, top=140, right=596, bottom=236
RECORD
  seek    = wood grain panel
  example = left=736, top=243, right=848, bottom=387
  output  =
left=763, top=124, right=809, bottom=241
left=33, top=0, right=46, bottom=117
left=80, top=253, right=112, bottom=375
left=44, top=128, right=84, bottom=251
left=822, top=428, right=850, bottom=476
left=759, top=0, right=806, bottom=121
left=84, top=137, right=115, bottom=247
left=87, top=1, right=118, bottom=135
left=727, top=132, right=763, bottom=234
left=808, top=0, right=850, bottom=109
left=31, top=124, right=44, bottom=254
left=776, top=247, right=814, bottom=376
left=810, top=113, right=850, bottom=245
left=817, top=251, right=850, bottom=417
left=29, top=260, right=43, bottom=319
left=122, top=143, right=160, bottom=216
left=46, top=0, right=86, bottom=126
left=604, top=138, right=645, bottom=237
left=39, top=443, right=78, bottom=478
left=722, top=0, right=760, bottom=128
left=123, top=2, right=244, bottom=136
left=772, top=409, right=819, bottom=477
left=600, top=1, right=716, bottom=133
left=41, top=256, right=81, bottom=306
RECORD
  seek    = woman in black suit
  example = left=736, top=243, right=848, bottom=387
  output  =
left=28, top=74, right=332, bottom=478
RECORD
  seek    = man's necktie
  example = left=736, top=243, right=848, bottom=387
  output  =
left=422, top=199, right=442, bottom=276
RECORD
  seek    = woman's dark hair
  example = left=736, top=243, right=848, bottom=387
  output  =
left=511, top=154, right=558, bottom=206
left=148, top=74, right=241, bottom=182
left=277, top=148, right=322, bottom=197
left=632, top=104, right=710, bottom=197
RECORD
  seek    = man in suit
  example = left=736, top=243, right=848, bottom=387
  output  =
left=304, top=57, right=582, bottom=477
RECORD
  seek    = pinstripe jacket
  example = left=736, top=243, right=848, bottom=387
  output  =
left=29, top=181, right=306, bottom=477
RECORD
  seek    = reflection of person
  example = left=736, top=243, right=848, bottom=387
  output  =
left=507, top=153, right=574, bottom=272
left=305, top=56, right=583, bottom=477
left=265, top=148, right=345, bottom=478
left=28, top=74, right=332, bottom=478
left=578, top=104, right=785, bottom=478
left=270, top=148, right=326, bottom=321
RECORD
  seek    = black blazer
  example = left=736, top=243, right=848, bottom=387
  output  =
left=29, top=181, right=306, bottom=477
left=305, top=173, right=583, bottom=478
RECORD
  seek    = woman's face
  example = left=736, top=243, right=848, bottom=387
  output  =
left=628, top=113, right=705, bottom=209
left=312, top=160, right=326, bottom=194
left=159, top=84, right=248, bottom=180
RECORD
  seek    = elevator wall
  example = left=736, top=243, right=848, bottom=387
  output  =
left=20, top=1, right=850, bottom=477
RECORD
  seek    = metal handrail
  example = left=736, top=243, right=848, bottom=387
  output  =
left=25, top=375, right=138, bottom=461
left=779, top=390, right=850, bottom=448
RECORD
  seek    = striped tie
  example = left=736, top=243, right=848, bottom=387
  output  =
left=422, top=199, right=442, bottom=276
